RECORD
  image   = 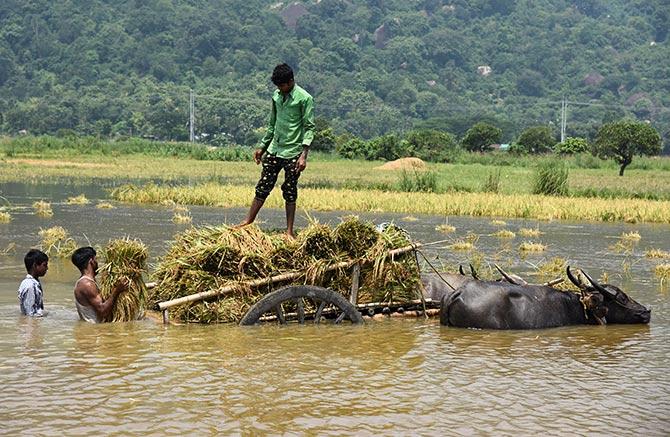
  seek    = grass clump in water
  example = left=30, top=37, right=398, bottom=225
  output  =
left=620, top=231, right=641, bottom=242
left=519, top=241, right=546, bottom=252
left=67, top=194, right=90, bottom=205
left=490, top=219, right=507, bottom=226
left=1, top=242, right=16, bottom=255
left=0, top=211, right=11, bottom=223
left=646, top=249, right=670, bottom=259
left=494, top=230, right=515, bottom=239
left=39, top=226, right=77, bottom=257
left=173, top=212, right=192, bottom=224
left=655, top=264, right=670, bottom=287
left=519, top=227, right=543, bottom=237
left=33, top=200, right=53, bottom=217
left=96, top=201, right=116, bottom=209
left=98, top=238, right=149, bottom=322
left=436, top=224, right=456, bottom=234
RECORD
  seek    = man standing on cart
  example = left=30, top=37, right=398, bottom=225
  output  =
left=237, top=63, right=315, bottom=238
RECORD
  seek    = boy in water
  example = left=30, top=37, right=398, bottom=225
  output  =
left=238, top=63, right=315, bottom=238
left=18, top=249, right=49, bottom=317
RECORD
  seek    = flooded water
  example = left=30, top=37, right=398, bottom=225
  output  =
left=1, top=182, right=669, bottom=435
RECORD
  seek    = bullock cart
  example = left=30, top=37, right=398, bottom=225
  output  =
left=156, top=240, right=448, bottom=326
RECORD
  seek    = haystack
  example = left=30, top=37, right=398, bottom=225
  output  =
left=376, top=157, right=427, bottom=170
left=149, top=217, right=421, bottom=323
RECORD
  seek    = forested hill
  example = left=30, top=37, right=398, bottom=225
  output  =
left=0, top=0, right=668, bottom=148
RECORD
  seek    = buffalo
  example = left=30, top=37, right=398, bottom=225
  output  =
left=437, top=267, right=650, bottom=329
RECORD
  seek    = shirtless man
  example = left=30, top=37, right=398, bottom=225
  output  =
left=71, top=246, right=127, bottom=323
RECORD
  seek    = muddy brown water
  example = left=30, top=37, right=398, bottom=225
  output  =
left=1, top=183, right=668, bottom=435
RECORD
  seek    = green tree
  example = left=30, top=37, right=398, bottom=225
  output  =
left=310, top=117, right=337, bottom=152
left=554, top=137, right=589, bottom=154
left=461, top=122, right=503, bottom=152
left=404, top=129, right=461, bottom=162
left=594, top=120, right=662, bottom=175
left=516, top=126, right=555, bottom=154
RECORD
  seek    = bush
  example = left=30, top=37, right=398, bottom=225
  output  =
left=481, top=169, right=501, bottom=193
left=367, top=134, right=409, bottom=161
left=397, top=170, right=438, bottom=193
left=404, top=129, right=461, bottom=162
left=461, top=122, right=502, bottom=152
left=554, top=137, right=589, bottom=154
left=517, top=126, right=556, bottom=154
left=532, top=160, right=569, bottom=196
left=336, top=137, right=368, bottom=159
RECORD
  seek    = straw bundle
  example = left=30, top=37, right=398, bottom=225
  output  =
left=39, top=226, right=77, bottom=257
left=149, top=219, right=421, bottom=323
left=98, top=237, right=149, bottom=322
left=333, top=216, right=379, bottom=258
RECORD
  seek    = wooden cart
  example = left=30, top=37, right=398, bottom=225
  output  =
left=157, top=242, right=442, bottom=325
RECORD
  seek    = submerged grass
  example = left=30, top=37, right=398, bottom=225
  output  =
left=655, top=264, right=670, bottom=287
left=67, top=194, right=90, bottom=205
left=0, top=211, right=11, bottom=223
left=519, top=227, right=543, bottom=237
left=110, top=182, right=670, bottom=224
left=150, top=217, right=420, bottom=323
left=96, top=201, right=115, bottom=209
left=39, top=226, right=76, bottom=257
left=33, top=200, right=53, bottom=217
left=1, top=242, right=16, bottom=255
left=519, top=242, right=547, bottom=252
left=493, top=230, right=516, bottom=239
left=646, top=249, right=670, bottom=259
left=98, top=238, right=149, bottom=322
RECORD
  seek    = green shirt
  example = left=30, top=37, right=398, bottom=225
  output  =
left=259, top=84, right=315, bottom=159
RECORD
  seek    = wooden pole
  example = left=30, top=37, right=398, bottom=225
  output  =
left=158, top=243, right=422, bottom=310
left=350, top=262, right=361, bottom=305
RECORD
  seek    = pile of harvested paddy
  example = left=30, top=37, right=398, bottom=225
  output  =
left=98, top=238, right=149, bottom=322
left=39, top=226, right=77, bottom=257
left=149, top=219, right=421, bottom=323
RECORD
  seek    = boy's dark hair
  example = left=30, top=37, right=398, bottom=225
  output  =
left=24, top=249, right=48, bottom=272
left=271, top=63, right=294, bottom=86
left=71, top=246, right=96, bottom=272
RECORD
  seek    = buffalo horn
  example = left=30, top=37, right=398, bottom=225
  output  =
left=494, top=264, right=520, bottom=285
left=459, top=265, right=466, bottom=276
left=469, top=264, right=480, bottom=280
left=580, top=269, right=616, bottom=298
left=566, top=266, right=584, bottom=289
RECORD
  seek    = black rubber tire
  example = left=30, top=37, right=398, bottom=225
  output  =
left=239, top=285, right=364, bottom=326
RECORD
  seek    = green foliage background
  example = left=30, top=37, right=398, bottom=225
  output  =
left=0, top=0, right=668, bottom=151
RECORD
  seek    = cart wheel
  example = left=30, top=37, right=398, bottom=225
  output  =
left=239, top=285, right=364, bottom=326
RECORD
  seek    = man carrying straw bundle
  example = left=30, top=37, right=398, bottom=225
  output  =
left=238, top=63, right=315, bottom=238
left=71, top=246, right=127, bottom=323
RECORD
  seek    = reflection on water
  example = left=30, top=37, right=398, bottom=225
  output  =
left=0, top=182, right=669, bottom=435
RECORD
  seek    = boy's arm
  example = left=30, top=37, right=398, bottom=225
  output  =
left=301, top=95, right=315, bottom=148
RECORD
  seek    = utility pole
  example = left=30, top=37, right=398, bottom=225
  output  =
left=560, top=97, right=567, bottom=143
left=189, top=89, right=195, bottom=142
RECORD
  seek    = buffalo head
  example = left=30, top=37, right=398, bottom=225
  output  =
left=567, top=266, right=650, bottom=324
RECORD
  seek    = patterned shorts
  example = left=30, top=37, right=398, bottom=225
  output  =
left=254, top=153, right=301, bottom=202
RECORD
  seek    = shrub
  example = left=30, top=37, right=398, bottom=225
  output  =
left=532, top=159, right=568, bottom=196
left=461, top=122, right=502, bottom=152
left=397, top=170, right=438, bottom=193
left=517, top=126, right=556, bottom=154
left=554, top=137, right=588, bottom=154
left=336, top=137, right=368, bottom=159
left=404, top=129, right=461, bottom=162
left=481, top=169, right=501, bottom=193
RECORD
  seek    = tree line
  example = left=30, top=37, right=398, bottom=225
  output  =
left=0, top=0, right=668, bottom=151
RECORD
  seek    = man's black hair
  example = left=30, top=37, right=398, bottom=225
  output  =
left=271, top=63, right=294, bottom=86
left=24, top=249, right=48, bottom=272
left=71, top=246, right=96, bottom=272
